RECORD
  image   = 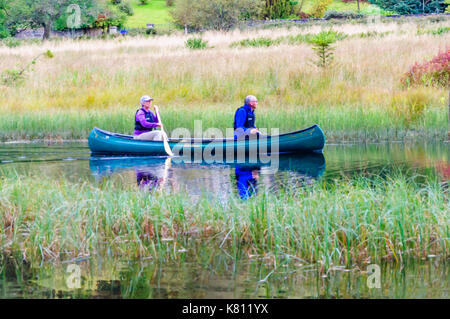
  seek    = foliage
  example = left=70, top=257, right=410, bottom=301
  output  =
left=117, top=1, right=134, bottom=16
left=310, top=0, right=333, bottom=18
left=368, top=0, right=448, bottom=14
left=232, top=37, right=280, bottom=47
left=417, top=25, right=450, bottom=35
left=171, top=0, right=264, bottom=31
left=323, top=9, right=364, bottom=19
left=185, top=37, right=208, bottom=49
left=1, top=36, right=20, bottom=47
left=308, top=30, right=345, bottom=68
left=391, top=89, right=433, bottom=126
left=264, top=0, right=293, bottom=19
left=165, top=0, right=175, bottom=6
left=139, top=0, right=149, bottom=4
left=1, top=50, right=53, bottom=86
left=402, top=49, right=450, bottom=88
left=5, top=0, right=104, bottom=37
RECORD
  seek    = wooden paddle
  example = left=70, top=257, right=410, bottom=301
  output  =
left=154, top=106, right=174, bottom=157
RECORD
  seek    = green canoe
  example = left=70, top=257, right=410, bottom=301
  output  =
left=88, top=125, right=325, bottom=156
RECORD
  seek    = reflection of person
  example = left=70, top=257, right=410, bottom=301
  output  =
left=136, top=170, right=160, bottom=191
left=136, top=165, right=167, bottom=191
left=134, top=95, right=167, bottom=141
left=235, top=165, right=260, bottom=199
left=233, top=95, right=260, bottom=139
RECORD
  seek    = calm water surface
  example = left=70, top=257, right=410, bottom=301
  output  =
left=0, top=141, right=448, bottom=298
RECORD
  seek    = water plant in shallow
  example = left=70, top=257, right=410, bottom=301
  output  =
left=0, top=172, right=447, bottom=272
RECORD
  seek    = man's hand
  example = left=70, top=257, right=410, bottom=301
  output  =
left=157, top=123, right=163, bottom=128
left=250, top=128, right=259, bottom=135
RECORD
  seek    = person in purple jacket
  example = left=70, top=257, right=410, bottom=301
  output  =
left=134, top=95, right=166, bottom=141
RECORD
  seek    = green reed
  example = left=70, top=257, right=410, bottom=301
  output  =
left=0, top=104, right=446, bottom=141
left=0, top=172, right=447, bottom=271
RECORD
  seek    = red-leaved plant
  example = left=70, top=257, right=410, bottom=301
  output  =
left=402, top=48, right=450, bottom=88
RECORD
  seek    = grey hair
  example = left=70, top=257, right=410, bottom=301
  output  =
left=244, top=95, right=257, bottom=104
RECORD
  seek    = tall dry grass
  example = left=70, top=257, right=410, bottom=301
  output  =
left=0, top=19, right=448, bottom=139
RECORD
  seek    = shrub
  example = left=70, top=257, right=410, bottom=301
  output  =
left=110, top=0, right=122, bottom=4
left=2, top=37, right=21, bottom=48
left=139, top=0, right=149, bottom=4
left=402, top=49, right=450, bottom=88
left=118, top=1, right=134, bottom=16
left=165, top=0, right=175, bottom=6
left=310, top=0, right=333, bottom=18
left=145, top=28, right=156, bottom=35
left=185, top=37, right=208, bottom=50
left=297, top=11, right=311, bottom=19
left=232, top=37, right=277, bottom=47
left=323, top=10, right=364, bottom=20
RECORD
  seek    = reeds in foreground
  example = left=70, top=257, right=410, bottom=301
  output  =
left=0, top=173, right=447, bottom=271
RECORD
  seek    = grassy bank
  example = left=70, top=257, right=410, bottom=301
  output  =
left=0, top=173, right=448, bottom=271
left=0, top=19, right=448, bottom=141
left=0, top=104, right=445, bottom=142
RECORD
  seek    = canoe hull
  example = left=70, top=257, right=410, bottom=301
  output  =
left=88, top=125, right=325, bottom=156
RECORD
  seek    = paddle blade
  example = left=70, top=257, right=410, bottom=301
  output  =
left=163, top=137, right=173, bottom=157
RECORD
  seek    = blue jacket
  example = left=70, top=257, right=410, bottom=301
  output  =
left=233, top=104, right=255, bottom=138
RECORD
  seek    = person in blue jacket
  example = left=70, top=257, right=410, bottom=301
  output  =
left=233, top=95, right=260, bottom=139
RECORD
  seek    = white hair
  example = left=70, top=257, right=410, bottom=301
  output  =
left=244, top=95, right=257, bottom=105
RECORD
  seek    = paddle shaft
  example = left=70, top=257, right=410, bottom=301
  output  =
left=154, top=107, right=173, bottom=156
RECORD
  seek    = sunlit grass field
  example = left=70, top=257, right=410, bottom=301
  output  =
left=0, top=18, right=448, bottom=141
left=126, top=0, right=173, bottom=28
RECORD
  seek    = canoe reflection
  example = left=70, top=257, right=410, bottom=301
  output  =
left=89, top=153, right=326, bottom=197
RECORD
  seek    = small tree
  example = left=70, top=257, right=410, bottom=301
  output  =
left=308, top=30, right=342, bottom=68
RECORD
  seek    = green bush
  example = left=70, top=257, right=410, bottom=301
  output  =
left=118, top=1, right=134, bottom=16
left=145, top=28, right=156, bottom=35
left=323, top=10, right=364, bottom=20
left=2, top=37, right=21, bottom=48
left=232, top=37, right=279, bottom=48
left=185, top=37, right=208, bottom=50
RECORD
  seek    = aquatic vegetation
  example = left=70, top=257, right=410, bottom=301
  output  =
left=0, top=173, right=447, bottom=271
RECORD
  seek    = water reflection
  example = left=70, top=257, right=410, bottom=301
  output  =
left=89, top=153, right=326, bottom=199
left=1, top=253, right=448, bottom=299
left=235, top=165, right=260, bottom=199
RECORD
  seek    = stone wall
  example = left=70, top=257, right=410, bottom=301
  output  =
left=15, top=27, right=103, bottom=39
